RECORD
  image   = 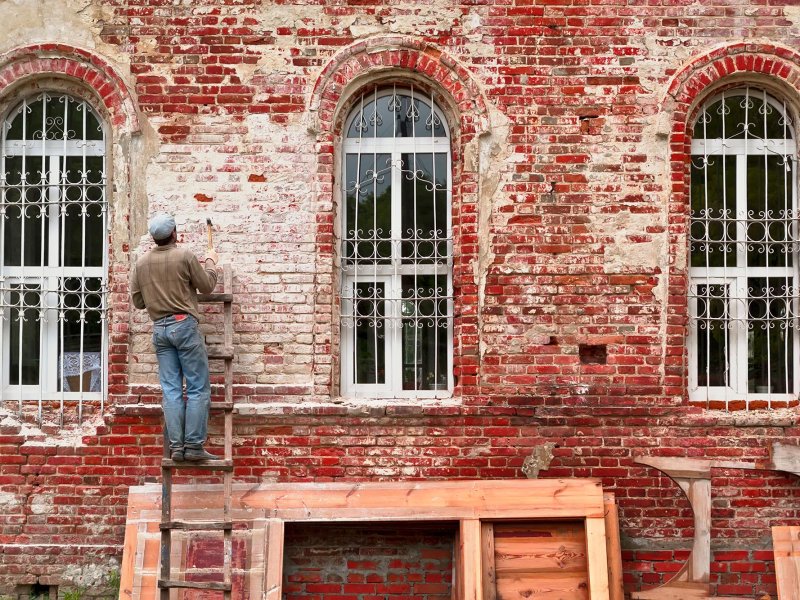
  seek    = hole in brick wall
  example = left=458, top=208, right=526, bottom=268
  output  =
left=283, top=522, right=456, bottom=599
left=15, top=584, right=57, bottom=600
left=579, top=344, right=607, bottom=365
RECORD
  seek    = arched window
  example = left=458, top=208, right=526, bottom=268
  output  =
left=0, top=92, right=107, bottom=413
left=690, top=87, right=798, bottom=405
left=340, top=86, right=452, bottom=397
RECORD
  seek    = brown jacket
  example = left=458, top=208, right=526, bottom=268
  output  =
left=130, top=243, right=218, bottom=322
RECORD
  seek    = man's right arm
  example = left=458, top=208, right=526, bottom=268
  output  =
left=187, top=250, right=218, bottom=294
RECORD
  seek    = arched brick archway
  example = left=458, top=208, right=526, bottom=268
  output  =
left=0, top=43, right=139, bottom=132
left=664, top=43, right=800, bottom=409
left=307, top=37, right=490, bottom=399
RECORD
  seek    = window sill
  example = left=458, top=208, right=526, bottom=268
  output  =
left=687, top=405, right=798, bottom=427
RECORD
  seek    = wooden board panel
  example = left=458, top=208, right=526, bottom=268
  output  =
left=769, top=443, right=800, bottom=478
left=122, top=481, right=610, bottom=600
left=264, top=519, right=284, bottom=600
left=239, top=479, right=606, bottom=520
left=773, top=525, right=800, bottom=600
left=586, top=517, right=610, bottom=600
left=458, top=520, right=482, bottom=600
left=603, top=493, right=624, bottom=600
left=481, top=523, right=497, bottom=600
left=494, top=521, right=589, bottom=600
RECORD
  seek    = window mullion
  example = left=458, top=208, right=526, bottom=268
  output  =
left=43, top=155, right=60, bottom=404
left=391, top=148, right=403, bottom=394
left=735, top=152, right=749, bottom=401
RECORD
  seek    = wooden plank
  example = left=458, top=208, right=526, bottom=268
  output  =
left=239, top=479, right=606, bottom=521
left=603, top=493, right=624, bottom=600
left=687, top=479, right=710, bottom=583
left=481, top=523, right=497, bottom=600
left=158, top=579, right=231, bottom=591
left=493, top=521, right=588, bottom=600
left=494, top=522, right=587, bottom=575
left=585, top=517, right=610, bottom=600
left=197, top=292, right=233, bottom=303
left=459, top=519, right=482, bottom=600
left=264, top=519, right=284, bottom=600
left=773, top=525, right=800, bottom=600
left=452, top=527, right=462, bottom=600
left=769, top=443, right=800, bottom=477
left=496, top=574, right=589, bottom=600
left=159, top=520, right=231, bottom=531
left=635, top=456, right=756, bottom=479
left=633, top=581, right=708, bottom=599
left=119, top=518, right=139, bottom=599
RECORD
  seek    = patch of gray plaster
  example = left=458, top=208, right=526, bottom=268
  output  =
left=521, top=442, right=557, bottom=479
left=0, top=405, right=101, bottom=447
left=29, top=494, right=53, bottom=516
left=597, top=213, right=666, bottom=282
left=0, top=0, right=122, bottom=61
left=0, top=492, right=21, bottom=512
left=473, top=105, right=516, bottom=360
left=61, top=560, right=120, bottom=591
left=780, top=5, right=800, bottom=32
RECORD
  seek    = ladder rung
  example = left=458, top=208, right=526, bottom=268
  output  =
left=198, top=292, right=233, bottom=303
left=210, top=401, right=234, bottom=411
left=207, top=345, right=234, bottom=359
left=158, top=580, right=231, bottom=591
left=161, top=458, right=233, bottom=471
left=161, top=520, right=233, bottom=531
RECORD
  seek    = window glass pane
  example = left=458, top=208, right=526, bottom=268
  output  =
left=346, top=93, right=446, bottom=138
left=401, top=153, right=448, bottom=265
left=695, top=284, right=730, bottom=387
left=748, top=277, right=794, bottom=393
left=8, top=285, right=41, bottom=385
left=354, top=282, right=385, bottom=385
left=344, top=153, right=391, bottom=265
left=64, top=97, right=104, bottom=142
left=62, top=156, right=104, bottom=267
left=59, top=277, right=103, bottom=392
left=2, top=155, right=50, bottom=267
left=401, top=274, right=448, bottom=391
left=691, top=155, right=736, bottom=268
left=747, top=154, right=794, bottom=268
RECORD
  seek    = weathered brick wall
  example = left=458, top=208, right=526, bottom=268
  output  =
left=283, top=523, right=453, bottom=600
left=1, top=0, right=800, bottom=597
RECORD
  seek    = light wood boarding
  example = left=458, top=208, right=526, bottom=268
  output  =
left=773, top=526, right=800, bottom=600
left=632, top=456, right=771, bottom=600
left=120, top=479, right=612, bottom=600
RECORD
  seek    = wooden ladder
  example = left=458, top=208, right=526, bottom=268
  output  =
left=158, top=264, right=235, bottom=599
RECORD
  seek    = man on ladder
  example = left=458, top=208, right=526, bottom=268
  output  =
left=130, top=212, right=220, bottom=462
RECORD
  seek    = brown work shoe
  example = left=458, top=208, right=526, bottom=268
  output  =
left=184, top=447, right=218, bottom=461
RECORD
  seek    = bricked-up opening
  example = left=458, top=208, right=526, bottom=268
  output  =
left=579, top=344, right=607, bottom=365
left=282, top=522, right=455, bottom=599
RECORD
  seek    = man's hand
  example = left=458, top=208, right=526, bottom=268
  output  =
left=204, top=249, right=219, bottom=266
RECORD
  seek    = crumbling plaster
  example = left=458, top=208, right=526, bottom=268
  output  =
left=0, top=0, right=117, bottom=57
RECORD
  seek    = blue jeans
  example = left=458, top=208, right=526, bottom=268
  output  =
left=152, top=315, right=210, bottom=452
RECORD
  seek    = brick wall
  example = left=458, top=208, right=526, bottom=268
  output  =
left=1, top=0, right=800, bottom=597
left=283, top=523, right=453, bottom=600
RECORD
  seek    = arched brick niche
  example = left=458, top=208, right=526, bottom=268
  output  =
left=664, top=43, right=800, bottom=410
left=0, top=44, right=140, bottom=426
left=307, top=37, right=490, bottom=400
left=0, top=44, right=139, bottom=132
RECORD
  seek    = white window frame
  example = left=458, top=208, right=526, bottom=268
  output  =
left=689, top=87, right=800, bottom=405
left=0, top=93, right=108, bottom=421
left=340, top=87, right=453, bottom=398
